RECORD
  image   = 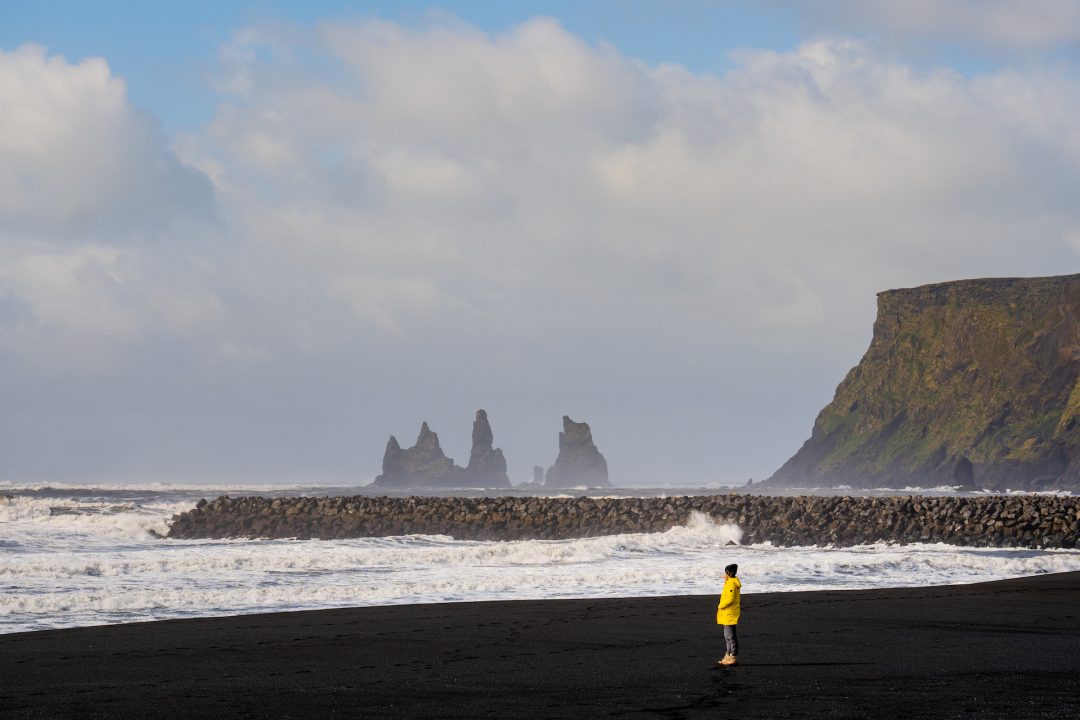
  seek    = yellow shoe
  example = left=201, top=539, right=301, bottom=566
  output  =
left=720, top=654, right=738, bottom=666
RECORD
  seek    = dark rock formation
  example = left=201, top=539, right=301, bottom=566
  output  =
left=373, top=411, right=510, bottom=489
left=952, top=456, right=977, bottom=491
left=167, top=493, right=1080, bottom=548
left=374, top=422, right=457, bottom=488
left=768, top=275, right=1080, bottom=491
left=545, top=416, right=610, bottom=488
left=465, top=410, right=510, bottom=488
left=516, top=466, right=545, bottom=488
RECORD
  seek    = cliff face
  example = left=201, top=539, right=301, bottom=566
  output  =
left=768, top=275, right=1080, bottom=491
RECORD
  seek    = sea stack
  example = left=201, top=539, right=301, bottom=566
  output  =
left=373, top=422, right=457, bottom=488
left=373, top=411, right=510, bottom=489
left=545, top=416, right=610, bottom=488
left=767, top=274, right=1080, bottom=491
left=464, top=410, right=510, bottom=488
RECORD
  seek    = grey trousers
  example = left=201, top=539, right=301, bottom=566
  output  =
left=723, top=624, right=738, bottom=657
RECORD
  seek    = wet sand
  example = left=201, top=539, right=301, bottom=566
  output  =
left=2, top=572, right=1079, bottom=719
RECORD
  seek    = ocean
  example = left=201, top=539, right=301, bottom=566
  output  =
left=3, top=483, right=1079, bottom=635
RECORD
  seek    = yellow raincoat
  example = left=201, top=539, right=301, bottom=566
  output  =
left=716, top=575, right=741, bottom=625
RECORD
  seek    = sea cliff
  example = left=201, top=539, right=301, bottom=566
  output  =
left=769, top=274, right=1080, bottom=490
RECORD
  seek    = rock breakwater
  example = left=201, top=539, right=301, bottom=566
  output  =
left=166, top=494, right=1080, bottom=548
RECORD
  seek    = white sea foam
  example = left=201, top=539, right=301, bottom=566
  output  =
left=0, top=496, right=190, bottom=541
left=2, top=490, right=1079, bottom=635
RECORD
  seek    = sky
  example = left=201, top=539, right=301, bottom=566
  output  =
left=2, top=1, right=1080, bottom=486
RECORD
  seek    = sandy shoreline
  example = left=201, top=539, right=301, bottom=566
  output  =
left=3, top=572, right=1079, bottom=718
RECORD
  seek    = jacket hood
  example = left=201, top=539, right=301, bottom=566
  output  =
left=729, top=577, right=742, bottom=589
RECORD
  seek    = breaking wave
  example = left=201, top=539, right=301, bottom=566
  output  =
left=2, top=492, right=1079, bottom=634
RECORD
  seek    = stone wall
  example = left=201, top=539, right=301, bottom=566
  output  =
left=165, top=494, right=1080, bottom=548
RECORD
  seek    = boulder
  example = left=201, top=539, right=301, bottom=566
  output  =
left=545, top=416, right=610, bottom=488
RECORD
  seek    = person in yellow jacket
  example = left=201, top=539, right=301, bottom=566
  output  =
left=717, top=563, right=741, bottom=666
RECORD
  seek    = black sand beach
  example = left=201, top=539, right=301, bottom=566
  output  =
left=3, top=572, right=1079, bottom=719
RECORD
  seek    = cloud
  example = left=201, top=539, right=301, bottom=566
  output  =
left=0, top=244, right=138, bottom=355
left=168, top=18, right=1080, bottom=483
left=5, top=19, right=1080, bottom=483
left=789, top=0, right=1080, bottom=54
left=0, top=45, right=221, bottom=367
left=0, top=44, right=216, bottom=240
left=184, top=20, right=1080, bottom=348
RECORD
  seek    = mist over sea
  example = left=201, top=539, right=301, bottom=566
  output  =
left=3, top=482, right=1079, bottom=635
